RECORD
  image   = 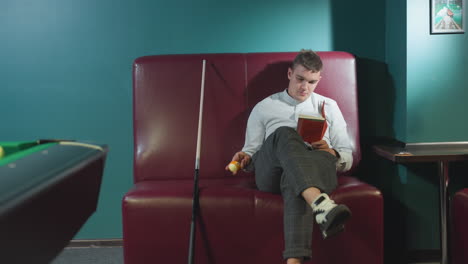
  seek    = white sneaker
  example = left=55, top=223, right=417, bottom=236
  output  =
left=312, top=193, right=351, bottom=239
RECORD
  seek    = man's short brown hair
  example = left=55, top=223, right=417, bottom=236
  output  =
left=291, top=49, right=323, bottom=73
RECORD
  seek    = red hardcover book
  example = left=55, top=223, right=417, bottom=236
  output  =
left=296, top=102, right=327, bottom=143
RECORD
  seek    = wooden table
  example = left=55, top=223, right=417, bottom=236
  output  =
left=373, top=141, right=468, bottom=264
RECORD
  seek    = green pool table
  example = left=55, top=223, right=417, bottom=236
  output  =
left=0, top=140, right=108, bottom=263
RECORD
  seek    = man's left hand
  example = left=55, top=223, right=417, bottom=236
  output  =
left=311, top=140, right=337, bottom=157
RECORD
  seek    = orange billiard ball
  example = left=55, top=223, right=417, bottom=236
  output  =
left=228, top=161, right=241, bottom=173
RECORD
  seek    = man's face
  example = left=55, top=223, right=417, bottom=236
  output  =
left=287, top=65, right=321, bottom=102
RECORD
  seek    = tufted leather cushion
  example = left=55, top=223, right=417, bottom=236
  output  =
left=452, top=188, right=468, bottom=264
left=132, top=52, right=360, bottom=182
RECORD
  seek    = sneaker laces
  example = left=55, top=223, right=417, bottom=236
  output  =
left=313, top=197, right=337, bottom=224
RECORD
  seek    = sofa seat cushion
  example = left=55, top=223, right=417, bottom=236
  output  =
left=122, top=176, right=382, bottom=264
left=452, top=188, right=468, bottom=264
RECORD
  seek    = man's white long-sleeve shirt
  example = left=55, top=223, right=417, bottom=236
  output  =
left=242, top=89, right=353, bottom=172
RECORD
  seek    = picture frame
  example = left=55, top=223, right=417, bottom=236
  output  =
left=431, top=0, right=465, bottom=34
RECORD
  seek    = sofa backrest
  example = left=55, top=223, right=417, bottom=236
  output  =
left=133, top=52, right=360, bottom=182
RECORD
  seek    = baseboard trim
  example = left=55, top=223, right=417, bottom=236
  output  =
left=406, top=249, right=441, bottom=263
left=67, top=239, right=123, bottom=248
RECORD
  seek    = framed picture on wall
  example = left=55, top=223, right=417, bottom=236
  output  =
left=431, top=0, right=465, bottom=34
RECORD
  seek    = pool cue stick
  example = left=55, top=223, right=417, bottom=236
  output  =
left=188, top=59, right=206, bottom=264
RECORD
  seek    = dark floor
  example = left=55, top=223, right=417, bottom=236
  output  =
left=51, top=246, right=123, bottom=264
left=50, top=246, right=440, bottom=264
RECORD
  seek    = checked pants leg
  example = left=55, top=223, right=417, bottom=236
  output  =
left=252, top=126, right=338, bottom=260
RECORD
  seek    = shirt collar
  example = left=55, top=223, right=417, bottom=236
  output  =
left=281, top=89, right=315, bottom=107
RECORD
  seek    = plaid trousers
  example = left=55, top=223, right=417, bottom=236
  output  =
left=251, top=126, right=338, bottom=260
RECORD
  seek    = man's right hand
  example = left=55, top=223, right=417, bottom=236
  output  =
left=225, top=151, right=251, bottom=175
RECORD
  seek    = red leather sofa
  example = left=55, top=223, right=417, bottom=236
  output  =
left=452, top=188, right=468, bottom=264
left=122, top=52, right=383, bottom=264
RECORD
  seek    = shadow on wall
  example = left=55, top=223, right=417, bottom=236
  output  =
left=355, top=57, right=397, bottom=143
left=354, top=58, right=407, bottom=264
left=329, top=0, right=394, bottom=150
left=330, top=0, right=386, bottom=61
left=330, top=0, right=407, bottom=262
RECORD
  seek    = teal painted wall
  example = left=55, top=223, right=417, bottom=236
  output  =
left=404, top=0, right=468, bottom=251
left=407, top=0, right=468, bottom=142
left=1, top=0, right=334, bottom=239
left=379, top=0, right=468, bottom=256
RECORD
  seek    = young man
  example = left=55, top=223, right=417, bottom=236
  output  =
left=225, top=49, right=353, bottom=264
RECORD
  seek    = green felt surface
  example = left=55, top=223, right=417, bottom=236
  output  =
left=0, top=142, right=57, bottom=167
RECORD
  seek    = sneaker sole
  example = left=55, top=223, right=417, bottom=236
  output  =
left=320, top=204, right=351, bottom=239
left=322, top=224, right=344, bottom=239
